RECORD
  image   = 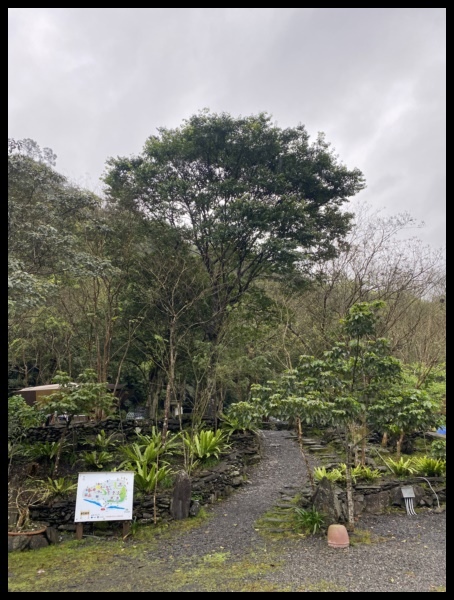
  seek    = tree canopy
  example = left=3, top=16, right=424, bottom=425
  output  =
left=104, top=110, right=366, bottom=339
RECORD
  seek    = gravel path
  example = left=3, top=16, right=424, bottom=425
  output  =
left=37, top=429, right=446, bottom=592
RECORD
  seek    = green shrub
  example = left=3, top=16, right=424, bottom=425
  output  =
left=382, top=456, right=415, bottom=477
left=81, top=450, right=113, bottom=470
left=183, top=429, right=231, bottom=462
left=294, top=507, right=325, bottom=535
left=39, top=477, right=77, bottom=497
left=412, top=456, right=446, bottom=477
left=132, top=462, right=173, bottom=494
left=351, top=464, right=382, bottom=482
left=313, top=466, right=344, bottom=483
left=430, top=439, right=446, bottom=460
left=26, top=441, right=61, bottom=462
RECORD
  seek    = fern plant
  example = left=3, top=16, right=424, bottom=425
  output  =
left=351, top=464, right=382, bottom=482
left=382, top=456, right=415, bottom=477
left=313, top=466, right=344, bottom=483
left=412, top=456, right=446, bottom=477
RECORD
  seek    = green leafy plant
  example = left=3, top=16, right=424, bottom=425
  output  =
left=351, top=464, right=382, bottom=482
left=220, top=410, right=260, bottom=435
left=382, top=456, right=416, bottom=477
left=132, top=462, right=173, bottom=494
left=313, top=466, right=344, bottom=483
left=412, top=456, right=446, bottom=477
left=39, top=477, right=78, bottom=497
left=119, top=440, right=163, bottom=468
left=81, top=450, right=113, bottom=470
left=87, top=429, right=120, bottom=450
left=183, top=429, right=231, bottom=462
left=26, top=441, right=61, bottom=463
left=8, top=395, right=46, bottom=435
left=135, top=427, right=180, bottom=453
left=430, top=439, right=446, bottom=460
left=294, top=507, right=325, bottom=535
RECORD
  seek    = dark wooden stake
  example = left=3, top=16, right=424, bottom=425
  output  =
left=75, top=522, right=83, bottom=540
left=122, top=521, right=131, bottom=537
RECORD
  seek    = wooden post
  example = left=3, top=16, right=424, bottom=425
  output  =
left=122, top=521, right=131, bottom=537
left=75, top=522, right=84, bottom=540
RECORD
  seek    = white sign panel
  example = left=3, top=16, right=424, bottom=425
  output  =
left=74, top=471, right=134, bottom=522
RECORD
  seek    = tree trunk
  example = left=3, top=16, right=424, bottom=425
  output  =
left=52, top=419, right=71, bottom=478
left=162, top=325, right=176, bottom=441
left=344, top=430, right=355, bottom=531
left=360, top=414, right=367, bottom=466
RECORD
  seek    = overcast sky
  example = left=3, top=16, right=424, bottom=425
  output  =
left=8, top=8, right=446, bottom=249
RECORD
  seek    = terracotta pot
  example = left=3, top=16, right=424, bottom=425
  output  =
left=327, top=524, right=349, bottom=548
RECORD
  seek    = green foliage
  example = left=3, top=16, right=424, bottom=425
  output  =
left=131, top=462, right=173, bottom=494
left=293, top=507, right=325, bottom=534
left=338, top=463, right=382, bottom=483
left=183, top=429, right=231, bottom=462
left=26, top=441, right=61, bottom=462
left=220, top=408, right=260, bottom=435
left=313, top=463, right=381, bottom=485
left=351, top=464, right=382, bottom=482
left=117, top=428, right=179, bottom=468
left=382, top=456, right=416, bottom=477
left=82, top=429, right=120, bottom=451
left=8, top=138, right=100, bottom=313
left=40, top=477, right=78, bottom=497
left=8, top=395, right=45, bottom=436
left=135, top=427, right=181, bottom=455
left=430, top=439, right=446, bottom=460
left=81, top=450, right=113, bottom=470
left=370, top=387, right=443, bottom=441
left=313, top=466, right=344, bottom=483
left=104, top=111, right=365, bottom=285
left=36, top=370, right=115, bottom=423
left=412, top=456, right=446, bottom=477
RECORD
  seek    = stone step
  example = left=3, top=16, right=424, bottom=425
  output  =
left=260, top=517, right=291, bottom=524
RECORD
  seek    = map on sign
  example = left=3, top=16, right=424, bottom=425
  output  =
left=74, top=471, right=134, bottom=522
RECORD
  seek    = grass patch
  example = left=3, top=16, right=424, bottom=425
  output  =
left=430, top=585, right=446, bottom=592
left=300, top=581, right=348, bottom=592
left=8, top=532, right=287, bottom=593
left=349, top=528, right=390, bottom=546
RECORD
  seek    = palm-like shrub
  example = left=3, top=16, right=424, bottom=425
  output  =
left=382, top=456, right=416, bottom=477
left=313, top=466, right=344, bottom=483
left=132, top=462, right=173, bottom=494
left=412, top=456, right=446, bottom=477
left=183, top=429, right=231, bottom=462
left=82, top=450, right=113, bottom=470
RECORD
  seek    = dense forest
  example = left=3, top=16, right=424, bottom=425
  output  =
left=8, top=111, right=446, bottom=428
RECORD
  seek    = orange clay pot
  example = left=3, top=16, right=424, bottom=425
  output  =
left=327, top=524, right=350, bottom=548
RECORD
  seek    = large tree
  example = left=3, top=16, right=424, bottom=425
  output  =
left=104, top=110, right=365, bottom=405
left=104, top=111, right=365, bottom=336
